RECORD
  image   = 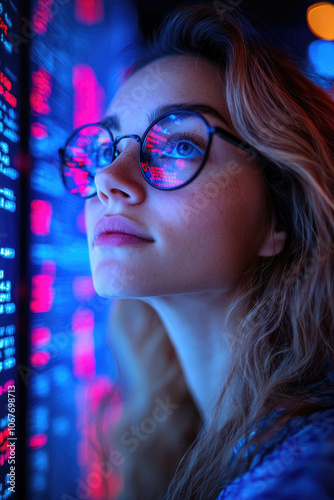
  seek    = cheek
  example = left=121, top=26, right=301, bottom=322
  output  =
left=169, top=173, right=267, bottom=270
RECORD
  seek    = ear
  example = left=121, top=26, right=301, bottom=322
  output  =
left=258, top=219, right=287, bottom=257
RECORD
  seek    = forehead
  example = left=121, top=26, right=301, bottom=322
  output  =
left=105, top=55, right=230, bottom=130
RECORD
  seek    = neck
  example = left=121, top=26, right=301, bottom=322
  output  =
left=141, top=289, right=240, bottom=425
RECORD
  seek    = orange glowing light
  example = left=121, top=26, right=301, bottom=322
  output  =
left=307, top=2, right=334, bottom=40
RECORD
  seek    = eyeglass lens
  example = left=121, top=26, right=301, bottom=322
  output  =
left=62, top=125, right=114, bottom=198
left=62, top=112, right=209, bottom=197
left=141, top=112, right=208, bottom=189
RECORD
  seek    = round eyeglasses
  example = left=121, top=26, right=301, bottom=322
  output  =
left=59, top=109, right=264, bottom=198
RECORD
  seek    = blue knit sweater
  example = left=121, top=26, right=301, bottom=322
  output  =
left=217, top=372, right=334, bottom=499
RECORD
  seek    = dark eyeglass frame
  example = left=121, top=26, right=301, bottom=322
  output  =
left=59, top=109, right=267, bottom=198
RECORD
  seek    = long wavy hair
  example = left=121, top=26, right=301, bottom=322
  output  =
left=89, top=3, right=334, bottom=499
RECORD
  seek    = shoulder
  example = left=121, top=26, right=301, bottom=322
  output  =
left=217, top=407, right=334, bottom=500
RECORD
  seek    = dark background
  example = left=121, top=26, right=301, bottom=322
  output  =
left=136, top=0, right=315, bottom=57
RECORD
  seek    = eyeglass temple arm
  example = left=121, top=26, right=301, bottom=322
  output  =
left=210, top=126, right=268, bottom=163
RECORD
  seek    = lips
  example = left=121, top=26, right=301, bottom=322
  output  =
left=93, top=215, right=154, bottom=245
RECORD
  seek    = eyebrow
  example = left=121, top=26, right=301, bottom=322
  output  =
left=147, top=103, right=230, bottom=127
left=100, top=115, right=121, bottom=131
left=101, top=102, right=230, bottom=132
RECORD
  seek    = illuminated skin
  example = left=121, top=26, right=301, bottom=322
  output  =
left=84, top=56, right=286, bottom=422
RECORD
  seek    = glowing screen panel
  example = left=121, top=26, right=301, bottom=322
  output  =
left=0, top=1, right=22, bottom=499
left=26, top=1, right=137, bottom=499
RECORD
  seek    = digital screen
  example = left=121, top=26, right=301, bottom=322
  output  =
left=26, top=1, right=137, bottom=499
left=0, top=0, right=22, bottom=499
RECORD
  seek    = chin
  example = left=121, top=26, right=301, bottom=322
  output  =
left=91, top=273, right=175, bottom=300
left=90, top=269, right=152, bottom=299
left=91, top=273, right=133, bottom=299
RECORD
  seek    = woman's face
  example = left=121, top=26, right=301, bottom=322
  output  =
left=84, top=56, right=277, bottom=298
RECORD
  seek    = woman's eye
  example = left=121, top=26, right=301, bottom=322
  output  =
left=166, top=139, right=205, bottom=159
left=103, top=148, right=114, bottom=162
left=176, top=142, right=195, bottom=157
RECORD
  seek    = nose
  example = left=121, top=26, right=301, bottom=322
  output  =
left=94, top=135, right=146, bottom=205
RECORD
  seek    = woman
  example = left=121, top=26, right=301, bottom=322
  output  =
left=59, top=3, right=334, bottom=499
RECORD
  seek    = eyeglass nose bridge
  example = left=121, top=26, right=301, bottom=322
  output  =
left=113, top=134, right=143, bottom=151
